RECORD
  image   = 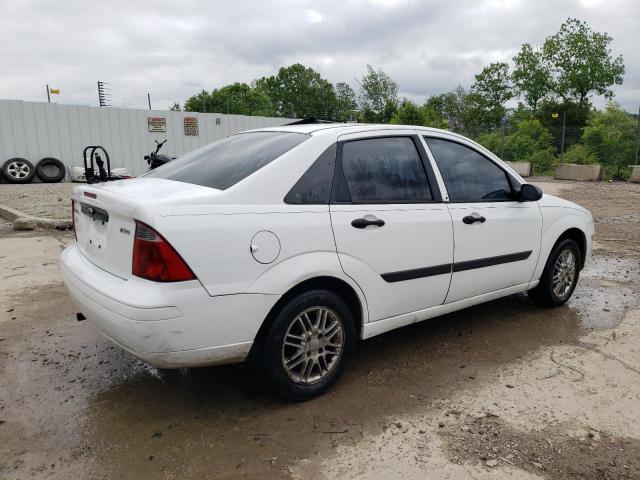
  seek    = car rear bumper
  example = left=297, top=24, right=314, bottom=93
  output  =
left=60, top=244, right=279, bottom=368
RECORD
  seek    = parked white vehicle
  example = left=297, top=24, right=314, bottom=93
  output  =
left=61, top=124, right=594, bottom=400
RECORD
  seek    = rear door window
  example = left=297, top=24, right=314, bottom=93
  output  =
left=339, top=137, right=432, bottom=203
left=147, top=131, right=308, bottom=190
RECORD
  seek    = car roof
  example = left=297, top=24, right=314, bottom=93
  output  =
left=243, top=122, right=456, bottom=137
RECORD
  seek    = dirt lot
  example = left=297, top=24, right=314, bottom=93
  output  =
left=0, top=183, right=74, bottom=219
left=0, top=180, right=639, bottom=479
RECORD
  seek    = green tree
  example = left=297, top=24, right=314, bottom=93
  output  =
left=358, top=65, right=399, bottom=123
left=543, top=18, right=625, bottom=105
left=535, top=99, right=590, bottom=153
left=390, top=100, right=424, bottom=125
left=184, top=90, right=211, bottom=113
left=184, top=83, right=272, bottom=115
left=169, top=102, right=181, bottom=111
left=254, top=64, right=337, bottom=119
left=335, top=82, right=357, bottom=122
left=471, top=62, right=513, bottom=128
left=424, top=86, right=474, bottom=132
left=512, top=44, right=553, bottom=112
left=582, top=103, right=636, bottom=179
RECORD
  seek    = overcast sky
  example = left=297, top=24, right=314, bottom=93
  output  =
left=0, top=0, right=638, bottom=112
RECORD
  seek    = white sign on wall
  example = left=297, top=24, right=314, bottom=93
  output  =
left=148, top=116, right=166, bottom=132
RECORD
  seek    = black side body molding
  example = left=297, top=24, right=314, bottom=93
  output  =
left=452, top=251, right=532, bottom=272
left=381, top=264, right=452, bottom=283
left=381, top=250, right=533, bottom=283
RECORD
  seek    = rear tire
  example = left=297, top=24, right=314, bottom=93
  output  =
left=260, top=289, right=355, bottom=401
left=35, top=157, right=66, bottom=183
left=2, top=158, right=36, bottom=184
left=528, top=238, right=581, bottom=307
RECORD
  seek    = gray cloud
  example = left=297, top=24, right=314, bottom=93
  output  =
left=0, top=0, right=637, bottom=111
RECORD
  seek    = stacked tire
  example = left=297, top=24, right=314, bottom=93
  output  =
left=1, top=157, right=65, bottom=183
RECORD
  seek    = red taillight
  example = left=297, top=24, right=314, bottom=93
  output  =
left=71, top=200, right=77, bottom=240
left=132, top=221, right=195, bottom=282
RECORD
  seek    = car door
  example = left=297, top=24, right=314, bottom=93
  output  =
left=423, top=136, right=542, bottom=304
left=330, top=131, right=454, bottom=322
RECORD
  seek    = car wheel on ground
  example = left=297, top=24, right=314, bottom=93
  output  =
left=2, top=158, right=36, bottom=184
left=529, top=238, right=581, bottom=307
left=35, top=157, right=66, bottom=183
left=260, top=289, right=355, bottom=401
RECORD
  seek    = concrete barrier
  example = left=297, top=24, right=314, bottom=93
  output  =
left=504, top=161, right=532, bottom=177
left=630, top=166, right=640, bottom=183
left=0, top=202, right=71, bottom=230
left=555, top=164, right=604, bottom=181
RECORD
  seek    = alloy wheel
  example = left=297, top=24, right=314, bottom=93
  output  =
left=552, top=248, right=577, bottom=299
left=7, top=160, right=31, bottom=179
left=281, top=306, right=345, bottom=385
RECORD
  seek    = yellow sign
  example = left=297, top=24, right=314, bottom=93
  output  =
left=49, top=88, right=60, bottom=94
left=551, top=112, right=559, bottom=119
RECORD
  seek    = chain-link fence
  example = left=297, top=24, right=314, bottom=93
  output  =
left=452, top=108, right=640, bottom=179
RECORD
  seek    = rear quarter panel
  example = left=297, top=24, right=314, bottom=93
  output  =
left=152, top=205, right=341, bottom=297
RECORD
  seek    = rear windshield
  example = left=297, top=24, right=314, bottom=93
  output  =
left=146, top=131, right=308, bottom=190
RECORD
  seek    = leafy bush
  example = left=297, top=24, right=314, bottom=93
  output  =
left=527, top=148, right=558, bottom=174
left=477, top=132, right=502, bottom=155
left=603, top=164, right=632, bottom=181
left=561, top=144, right=598, bottom=164
left=506, top=119, right=555, bottom=161
left=478, top=119, right=554, bottom=162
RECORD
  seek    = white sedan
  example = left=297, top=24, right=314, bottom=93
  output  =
left=61, top=124, right=594, bottom=400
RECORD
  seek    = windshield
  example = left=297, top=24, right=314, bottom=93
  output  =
left=146, top=131, right=308, bottom=190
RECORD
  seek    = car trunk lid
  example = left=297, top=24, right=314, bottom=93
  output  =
left=72, top=178, right=218, bottom=279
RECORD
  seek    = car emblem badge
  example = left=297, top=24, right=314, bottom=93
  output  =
left=120, top=227, right=130, bottom=235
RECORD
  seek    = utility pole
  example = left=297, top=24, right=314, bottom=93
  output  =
left=46, top=84, right=51, bottom=103
left=560, top=110, right=567, bottom=160
left=147, top=93, right=152, bottom=110
left=635, top=105, right=640, bottom=166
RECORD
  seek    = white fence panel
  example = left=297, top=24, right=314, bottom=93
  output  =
left=0, top=100, right=294, bottom=179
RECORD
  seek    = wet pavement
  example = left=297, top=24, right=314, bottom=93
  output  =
left=1, top=180, right=639, bottom=479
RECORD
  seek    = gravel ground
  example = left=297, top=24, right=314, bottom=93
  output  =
left=0, top=180, right=639, bottom=480
left=0, top=183, right=74, bottom=219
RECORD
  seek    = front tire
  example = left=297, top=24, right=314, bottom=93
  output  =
left=529, top=238, right=581, bottom=307
left=260, top=289, right=355, bottom=401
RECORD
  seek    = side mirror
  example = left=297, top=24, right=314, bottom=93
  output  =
left=518, top=183, right=543, bottom=202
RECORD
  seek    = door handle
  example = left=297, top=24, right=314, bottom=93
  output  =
left=462, top=214, right=486, bottom=225
left=351, top=217, right=385, bottom=229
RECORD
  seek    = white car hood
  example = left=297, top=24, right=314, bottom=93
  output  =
left=539, top=193, right=592, bottom=218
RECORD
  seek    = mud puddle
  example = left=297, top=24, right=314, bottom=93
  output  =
left=568, top=254, right=639, bottom=331
left=441, top=412, right=640, bottom=479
